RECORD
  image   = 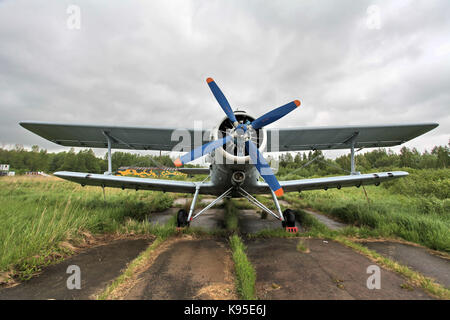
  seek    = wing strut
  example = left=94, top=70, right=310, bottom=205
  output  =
left=186, top=174, right=215, bottom=222
left=187, top=184, right=201, bottom=222
left=102, top=131, right=114, bottom=175
left=344, top=132, right=359, bottom=175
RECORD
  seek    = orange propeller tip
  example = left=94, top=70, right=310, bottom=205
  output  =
left=206, top=77, right=214, bottom=83
left=294, top=100, right=301, bottom=107
left=174, top=158, right=182, bottom=167
left=274, top=188, right=284, bottom=197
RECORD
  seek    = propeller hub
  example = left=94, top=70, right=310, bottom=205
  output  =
left=213, top=111, right=267, bottom=163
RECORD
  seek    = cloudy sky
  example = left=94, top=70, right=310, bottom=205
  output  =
left=0, top=0, right=449, bottom=160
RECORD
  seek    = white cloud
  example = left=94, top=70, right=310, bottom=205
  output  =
left=0, top=0, right=448, bottom=155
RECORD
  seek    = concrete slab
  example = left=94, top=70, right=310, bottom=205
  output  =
left=199, top=198, right=223, bottom=206
left=360, top=241, right=450, bottom=289
left=190, top=209, right=225, bottom=231
left=147, top=208, right=177, bottom=226
left=173, top=198, right=189, bottom=206
left=245, top=238, right=432, bottom=300
left=124, top=239, right=236, bottom=300
left=0, top=238, right=152, bottom=300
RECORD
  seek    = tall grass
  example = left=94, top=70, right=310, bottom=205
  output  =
left=0, top=176, right=174, bottom=277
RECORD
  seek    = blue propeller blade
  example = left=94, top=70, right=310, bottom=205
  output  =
left=245, top=140, right=284, bottom=197
left=174, top=135, right=232, bottom=167
left=251, top=100, right=300, bottom=130
left=206, top=78, right=238, bottom=125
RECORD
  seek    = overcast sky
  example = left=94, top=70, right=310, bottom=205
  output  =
left=0, top=0, right=449, bottom=160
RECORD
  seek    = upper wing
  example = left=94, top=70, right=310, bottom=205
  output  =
left=54, top=171, right=219, bottom=195
left=20, top=121, right=210, bottom=151
left=266, top=123, right=438, bottom=151
left=21, top=122, right=438, bottom=152
left=251, top=171, right=408, bottom=194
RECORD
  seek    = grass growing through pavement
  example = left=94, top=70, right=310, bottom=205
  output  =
left=229, top=234, right=257, bottom=300
left=224, top=199, right=239, bottom=232
left=223, top=199, right=257, bottom=300
left=296, top=239, right=309, bottom=253
left=0, top=176, right=174, bottom=280
left=97, top=234, right=172, bottom=300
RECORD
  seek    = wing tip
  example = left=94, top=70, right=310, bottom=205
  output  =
left=19, top=121, right=29, bottom=129
left=294, top=100, right=301, bottom=107
left=206, top=77, right=214, bottom=83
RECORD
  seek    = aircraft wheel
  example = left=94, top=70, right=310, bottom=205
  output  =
left=282, top=209, right=296, bottom=228
left=177, top=209, right=189, bottom=227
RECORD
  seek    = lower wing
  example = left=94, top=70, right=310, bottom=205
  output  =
left=54, top=170, right=407, bottom=195
left=252, top=171, right=408, bottom=193
left=54, top=171, right=217, bottom=195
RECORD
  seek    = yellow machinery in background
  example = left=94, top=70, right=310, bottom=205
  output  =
left=116, top=166, right=187, bottom=178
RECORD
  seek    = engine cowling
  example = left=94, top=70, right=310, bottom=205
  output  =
left=210, top=110, right=267, bottom=164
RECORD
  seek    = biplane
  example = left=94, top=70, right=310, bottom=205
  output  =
left=20, top=78, right=438, bottom=231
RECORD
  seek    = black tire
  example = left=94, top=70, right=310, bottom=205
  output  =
left=177, top=209, right=189, bottom=227
left=282, top=209, right=296, bottom=228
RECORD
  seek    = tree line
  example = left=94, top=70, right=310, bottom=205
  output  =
left=276, top=144, right=449, bottom=178
left=0, top=143, right=448, bottom=176
left=0, top=145, right=175, bottom=174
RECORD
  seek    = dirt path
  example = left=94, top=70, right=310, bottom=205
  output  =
left=245, top=238, right=433, bottom=300
left=123, top=238, right=236, bottom=300
left=0, top=238, right=152, bottom=300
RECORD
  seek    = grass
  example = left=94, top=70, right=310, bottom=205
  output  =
left=0, top=176, right=174, bottom=280
left=2, top=171, right=449, bottom=299
left=229, top=234, right=257, bottom=300
left=224, top=199, right=239, bottom=232
left=224, top=200, right=257, bottom=299
left=296, top=239, right=310, bottom=253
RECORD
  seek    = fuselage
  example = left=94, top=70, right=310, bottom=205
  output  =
left=210, top=163, right=260, bottom=197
